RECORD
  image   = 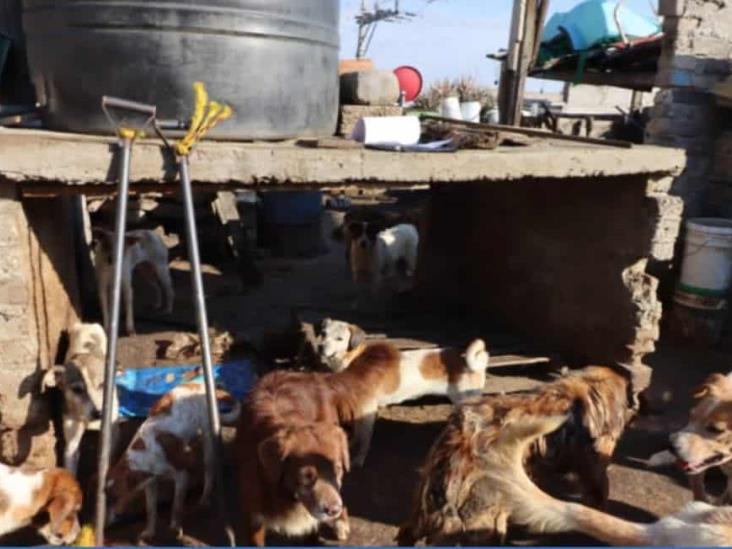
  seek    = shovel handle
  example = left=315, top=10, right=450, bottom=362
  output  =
left=101, top=96, right=156, bottom=116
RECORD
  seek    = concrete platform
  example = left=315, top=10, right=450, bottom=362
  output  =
left=0, top=127, right=685, bottom=190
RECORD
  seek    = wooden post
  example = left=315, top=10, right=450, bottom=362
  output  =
left=497, top=0, right=547, bottom=126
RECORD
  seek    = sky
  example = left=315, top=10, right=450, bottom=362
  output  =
left=339, top=0, right=659, bottom=92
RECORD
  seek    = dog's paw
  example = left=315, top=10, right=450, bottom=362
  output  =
left=169, top=525, right=184, bottom=541
left=332, top=516, right=350, bottom=541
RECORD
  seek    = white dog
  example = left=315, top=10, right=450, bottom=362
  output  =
left=41, top=322, right=119, bottom=476
left=346, top=222, right=419, bottom=309
left=91, top=228, right=174, bottom=335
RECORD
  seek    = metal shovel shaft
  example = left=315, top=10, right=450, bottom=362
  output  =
left=178, top=156, right=235, bottom=546
left=95, top=135, right=133, bottom=546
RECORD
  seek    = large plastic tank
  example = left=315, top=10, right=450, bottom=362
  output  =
left=21, top=0, right=340, bottom=139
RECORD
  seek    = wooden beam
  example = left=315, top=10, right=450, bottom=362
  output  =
left=529, top=68, right=656, bottom=91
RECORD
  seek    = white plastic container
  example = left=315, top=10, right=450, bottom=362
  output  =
left=460, top=101, right=481, bottom=123
left=351, top=115, right=421, bottom=146
left=679, top=218, right=732, bottom=297
left=440, top=96, right=462, bottom=120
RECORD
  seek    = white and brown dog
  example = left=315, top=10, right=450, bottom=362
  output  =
left=41, top=322, right=119, bottom=476
left=91, top=228, right=174, bottom=335
left=105, top=382, right=240, bottom=541
left=665, top=372, right=732, bottom=504
left=488, top=412, right=732, bottom=546
left=345, top=222, right=419, bottom=308
left=0, top=463, right=83, bottom=545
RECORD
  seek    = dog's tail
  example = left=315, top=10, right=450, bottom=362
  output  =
left=488, top=413, right=650, bottom=546
left=465, top=339, right=489, bottom=372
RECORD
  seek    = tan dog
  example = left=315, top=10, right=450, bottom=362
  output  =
left=669, top=372, right=732, bottom=504
left=397, top=366, right=634, bottom=545
left=0, top=463, right=83, bottom=545
left=487, top=412, right=732, bottom=546
left=41, top=322, right=119, bottom=476
left=234, top=373, right=351, bottom=546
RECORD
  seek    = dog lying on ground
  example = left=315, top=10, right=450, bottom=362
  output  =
left=345, top=222, right=419, bottom=308
left=234, top=373, right=351, bottom=546
left=487, top=411, right=732, bottom=546
left=105, top=382, right=240, bottom=542
left=666, top=371, right=732, bottom=504
left=0, top=463, right=83, bottom=545
left=91, top=228, right=174, bottom=335
left=397, top=366, right=634, bottom=545
left=41, top=322, right=119, bottom=476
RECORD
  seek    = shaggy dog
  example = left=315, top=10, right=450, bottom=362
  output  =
left=488, top=411, right=732, bottom=546
left=397, top=366, right=634, bottom=545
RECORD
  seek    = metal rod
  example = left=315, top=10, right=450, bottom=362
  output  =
left=94, top=135, right=132, bottom=546
left=178, top=156, right=235, bottom=547
left=101, top=96, right=157, bottom=115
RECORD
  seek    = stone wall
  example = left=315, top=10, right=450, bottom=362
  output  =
left=647, top=0, right=732, bottom=219
left=0, top=185, right=81, bottom=467
left=416, top=174, right=682, bottom=389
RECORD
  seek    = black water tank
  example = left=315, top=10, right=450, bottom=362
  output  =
left=21, top=0, right=340, bottom=139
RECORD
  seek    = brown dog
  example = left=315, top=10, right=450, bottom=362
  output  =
left=234, top=372, right=351, bottom=546
left=397, top=366, right=635, bottom=545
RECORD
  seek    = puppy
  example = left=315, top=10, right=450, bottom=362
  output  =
left=0, top=463, right=83, bottom=545
left=91, top=228, right=174, bottom=335
left=669, top=372, right=732, bottom=504
left=106, top=383, right=241, bottom=541
left=487, top=412, right=732, bottom=546
left=235, top=373, right=351, bottom=546
left=41, top=322, right=118, bottom=476
left=397, top=366, right=634, bottom=545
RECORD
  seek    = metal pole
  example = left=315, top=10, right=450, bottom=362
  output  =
left=94, top=136, right=132, bottom=546
left=178, top=156, right=235, bottom=547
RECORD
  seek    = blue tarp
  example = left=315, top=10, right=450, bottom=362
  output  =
left=543, top=0, right=661, bottom=51
left=115, top=359, right=257, bottom=418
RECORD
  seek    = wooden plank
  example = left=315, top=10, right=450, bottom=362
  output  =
left=489, top=354, right=551, bottom=368
left=421, top=114, right=633, bottom=148
left=529, top=68, right=656, bottom=91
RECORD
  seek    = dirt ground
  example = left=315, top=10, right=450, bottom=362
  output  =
left=30, top=193, right=732, bottom=547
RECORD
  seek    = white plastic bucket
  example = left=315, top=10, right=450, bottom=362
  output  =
left=679, top=218, right=732, bottom=297
left=440, top=96, right=462, bottom=120
left=460, top=101, right=481, bottom=123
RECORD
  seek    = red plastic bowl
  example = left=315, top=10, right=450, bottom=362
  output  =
left=393, top=65, right=423, bottom=102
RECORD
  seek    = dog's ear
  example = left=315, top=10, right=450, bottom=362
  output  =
left=45, top=488, right=80, bottom=544
left=348, top=324, right=366, bottom=350
left=41, top=366, right=65, bottom=392
left=693, top=373, right=731, bottom=399
left=258, top=431, right=291, bottom=484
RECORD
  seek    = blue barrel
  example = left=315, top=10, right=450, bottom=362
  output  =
left=21, top=0, right=340, bottom=140
left=260, top=191, right=323, bottom=226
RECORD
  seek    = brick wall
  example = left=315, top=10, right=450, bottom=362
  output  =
left=0, top=185, right=81, bottom=467
left=647, top=0, right=732, bottom=219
